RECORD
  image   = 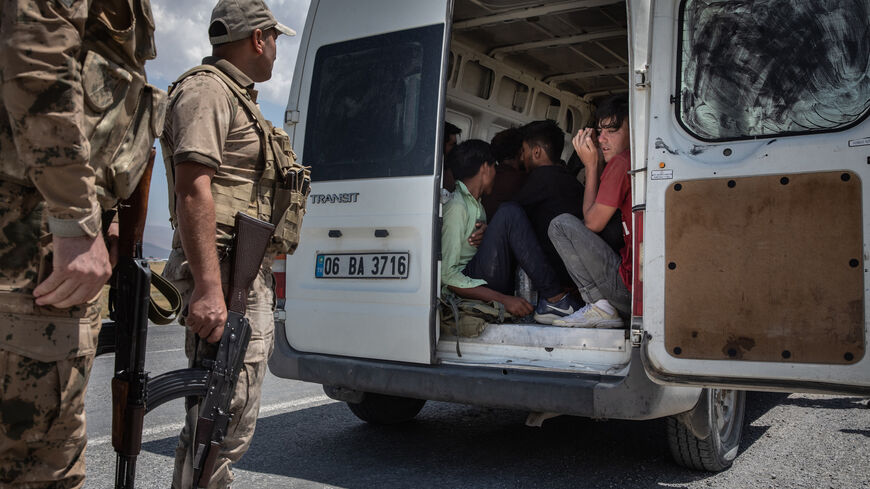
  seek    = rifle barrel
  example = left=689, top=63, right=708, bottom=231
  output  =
left=115, top=455, right=137, bottom=489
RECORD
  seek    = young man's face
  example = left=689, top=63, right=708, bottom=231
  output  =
left=597, top=117, right=630, bottom=162
left=521, top=141, right=545, bottom=169
left=520, top=141, right=532, bottom=170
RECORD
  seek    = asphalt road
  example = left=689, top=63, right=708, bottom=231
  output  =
left=84, top=324, right=870, bottom=489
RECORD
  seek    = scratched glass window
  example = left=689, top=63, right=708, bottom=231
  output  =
left=677, top=0, right=870, bottom=141
left=304, top=25, right=443, bottom=181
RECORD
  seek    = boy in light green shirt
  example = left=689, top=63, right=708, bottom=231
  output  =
left=440, top=140, right=581, bottom=324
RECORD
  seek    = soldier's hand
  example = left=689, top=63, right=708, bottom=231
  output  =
left=187, top=285, right=227, bottom=343
left=33, top=235, right=112, bottom=309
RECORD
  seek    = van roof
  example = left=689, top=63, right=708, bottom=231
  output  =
left=453, top=0, right=629, bottom=102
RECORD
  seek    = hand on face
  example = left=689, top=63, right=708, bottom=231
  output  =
left=573, top=128, right=600, bottom=169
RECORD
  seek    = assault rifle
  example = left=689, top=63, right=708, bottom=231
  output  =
left=191, top=212, right=275, bottom=488
left=98, top=149, right=275, bottom=488
left=102, top=147, right=163, bottom=488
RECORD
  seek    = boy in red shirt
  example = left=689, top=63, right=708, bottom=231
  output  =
left=548, top=96, right=632, bottom=328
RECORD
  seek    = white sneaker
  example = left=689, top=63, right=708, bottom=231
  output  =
left=552, top=303, right=623, bottom=328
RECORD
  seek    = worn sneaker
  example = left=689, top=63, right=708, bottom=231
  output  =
left=533, top=293, right=582, bottom=325
left=552, top=303, right=623, bottom=328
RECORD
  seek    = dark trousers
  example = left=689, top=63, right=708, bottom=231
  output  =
left=464, top=202, right=562, bottom=299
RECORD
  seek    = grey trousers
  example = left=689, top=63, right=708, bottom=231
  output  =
left=548, top=214, right=631, bottom=318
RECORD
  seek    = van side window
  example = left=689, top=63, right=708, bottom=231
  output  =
left=676, top=0, right=870, bottom=142
left=304, top=25, right=443, bottom=181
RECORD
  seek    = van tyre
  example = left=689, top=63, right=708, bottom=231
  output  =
left=667, top=388, right=746, bottom=472
left=346, top=392, right=426, bottom=425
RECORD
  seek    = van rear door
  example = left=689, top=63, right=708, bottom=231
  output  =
left=640, top=0, right=870, bottom=394
left=279, top=0, right=451, bottom=364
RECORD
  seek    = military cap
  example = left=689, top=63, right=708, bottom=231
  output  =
left=209, top=0, right=296, bottom=45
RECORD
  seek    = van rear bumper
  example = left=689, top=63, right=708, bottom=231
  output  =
left=269, top=321, right=702, bottom=420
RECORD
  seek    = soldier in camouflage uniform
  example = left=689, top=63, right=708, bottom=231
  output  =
left=160, top=1, right=306, bottom=487
left=0, top=0, right=162, bottom=487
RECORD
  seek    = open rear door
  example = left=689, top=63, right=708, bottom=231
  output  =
left=280, top=0, right=452, bottom=364
left=641, top=0, right=870, bottom=394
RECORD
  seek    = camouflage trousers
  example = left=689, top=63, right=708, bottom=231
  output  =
left=0, top=182, right=101, bottom=489
left=164, top=251, right=275, bottom=489
left=0, top=353, right=93, bottom=489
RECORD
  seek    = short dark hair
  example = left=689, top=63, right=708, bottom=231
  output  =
left=490, top=127, right=523, bottom=163
left=448, top=139, right=494, bottom=181
left=444, top=122, right=461, bottom=139
left=521, top=120, right=564, bottom=163
left=596, top=95, right=629, bottom=130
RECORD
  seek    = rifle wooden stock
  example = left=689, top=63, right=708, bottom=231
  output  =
left=196, top=439, right=221, bottom=488
left=226, top=213, right=276, bottom=313
left=118, top=147, right=155, bottom=258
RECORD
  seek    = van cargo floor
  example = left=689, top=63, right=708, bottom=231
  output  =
left=437, top=323, right=631, bottom=374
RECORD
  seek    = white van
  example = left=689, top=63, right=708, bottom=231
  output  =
left=269, top=0, right=870, bottom=471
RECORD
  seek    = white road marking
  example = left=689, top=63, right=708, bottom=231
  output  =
left=149, top=348, right=185, bottom=355
left=89, top=394, right=334, bottom=447
left=96, top=347, right=184, bottom=360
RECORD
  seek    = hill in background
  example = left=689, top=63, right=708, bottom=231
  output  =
left=143, top=223, right=173, bottom=260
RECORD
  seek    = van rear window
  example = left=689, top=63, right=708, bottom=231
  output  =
left=676, top=0, right=870, bottom=142
left=304, top=25, right=443, bottom=181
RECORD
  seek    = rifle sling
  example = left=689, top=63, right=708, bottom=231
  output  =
left=148, top=271, right=182, bottom=325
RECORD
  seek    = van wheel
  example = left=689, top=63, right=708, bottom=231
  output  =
left=667, top=388, right=746, bottom=472
left=346, top=392, right=426, bottom=425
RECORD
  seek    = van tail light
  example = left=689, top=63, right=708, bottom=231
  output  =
left=632, top=209, right=644, bottom=317
left=273, top=254, right=287, bottom=307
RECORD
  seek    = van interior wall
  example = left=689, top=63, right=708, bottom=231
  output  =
left=446, top=0, right=630, bottom=159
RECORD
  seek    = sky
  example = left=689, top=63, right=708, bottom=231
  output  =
left=144, top=0, right=311, bottom=253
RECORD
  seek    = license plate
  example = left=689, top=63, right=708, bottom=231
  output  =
left=315, top=252, right=409, bottom=279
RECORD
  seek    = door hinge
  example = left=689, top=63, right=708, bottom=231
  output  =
left=634, top=67, right=650, bottom=90
left=669, top=94, right=678, bottom=105
left=285, top=109, right=300, bottom=125
left=630, top=317, right=644, bottom=347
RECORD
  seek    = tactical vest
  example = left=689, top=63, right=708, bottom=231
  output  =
left=0, top=0, right=166, bottom=210
left=162, top=64, right=311, bottom=256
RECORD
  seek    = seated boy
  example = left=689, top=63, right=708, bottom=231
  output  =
left=548, top=96, right=633, bottom=328
left=513, top=120, right=584, bottom=288
left=441, top=139, right=580, bottom=324
left=481, top=127, right=527, bottom=219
